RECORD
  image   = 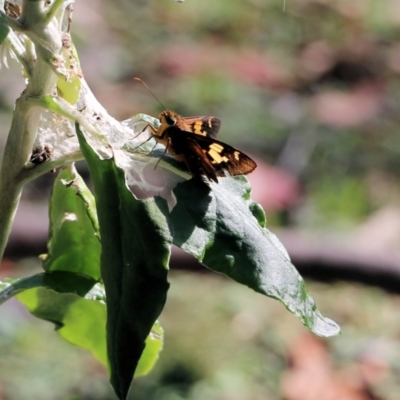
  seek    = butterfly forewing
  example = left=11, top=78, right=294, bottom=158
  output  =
left=180, top=116, right=221, bottom=138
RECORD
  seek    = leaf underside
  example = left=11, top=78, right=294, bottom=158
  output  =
left=76, top=124, right=171, bottom=400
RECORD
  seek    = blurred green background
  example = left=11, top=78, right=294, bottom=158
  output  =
left=1, top=0, right=400, bottom=398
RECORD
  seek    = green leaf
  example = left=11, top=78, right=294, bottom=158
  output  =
left=43, top=165, right=101, bottom=280
left=158, top=176, right=340, bottom=337
left=0, top=138, right=165, bottom=390
left=76, top=124, right=171, bottom=400
left=0, top=271, right=163, bottom=378
left=0, top=272, right=107, bottom=364
left=56, top=75, right=81, bottom=104
left=135, top=321, right=164, bottom=377
left=0, top=271, right=98, bottom=305
left=56, top=37, right=82, bottom=104
left=17, top=285, right=108, bottom=365
left=0, top=11, right=10, bottom=45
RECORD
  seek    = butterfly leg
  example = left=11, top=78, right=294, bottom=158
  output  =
left=130, top=124, right=159, bottom=152
left=132, top=123, right=151, bottom=139
left=154, top=140, right=170, bottom=170
left=130, top=135, right=154, bottom=152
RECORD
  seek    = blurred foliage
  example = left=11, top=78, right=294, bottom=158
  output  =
left=69, top=0, right=400, bottom=228
left=0, top=0, right=399, bottom=226
left=1, top=271, right=400, bottom=399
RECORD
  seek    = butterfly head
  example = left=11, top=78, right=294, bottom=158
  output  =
left=159, top=110, right=179, bottom=127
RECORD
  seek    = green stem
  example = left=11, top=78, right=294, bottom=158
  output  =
left=6, top=15, right=26, bottom=33
left=5, top=30, right=31, bottom=76
left=42, top=0, right=66, bottom=26
left=0, top=0, right=64, bottom=262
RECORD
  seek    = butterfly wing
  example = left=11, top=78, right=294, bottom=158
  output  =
left=168, top=129, right=219, bottom=182
left=168, top=129, right=256, bottom=181
left=151, top=109, right=255, bottom=181
left=190, top=134, right=257, bottom=177
left=180, top=116, right=221, bottom=138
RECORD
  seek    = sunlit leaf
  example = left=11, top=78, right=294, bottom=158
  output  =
left=157, top=177, right=340, bottom=337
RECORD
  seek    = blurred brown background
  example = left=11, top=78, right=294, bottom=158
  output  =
left=1, top=0, right=400, bottom=399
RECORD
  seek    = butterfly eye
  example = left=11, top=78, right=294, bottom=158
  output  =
left=165, top=115, right=176, bottom=126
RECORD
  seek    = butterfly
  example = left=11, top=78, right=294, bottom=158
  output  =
left=134, top=79, right=257, bottom=183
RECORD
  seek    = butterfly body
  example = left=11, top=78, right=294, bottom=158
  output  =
left=148, top=110, right=257, bottom=183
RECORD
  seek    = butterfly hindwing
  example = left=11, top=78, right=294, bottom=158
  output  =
left=167, top=128, right=256, bottom=181
left=191, top=133, right=257, bottom=177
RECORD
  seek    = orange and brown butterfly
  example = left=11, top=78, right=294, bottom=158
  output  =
left=134, top=78, right=257, bottom=183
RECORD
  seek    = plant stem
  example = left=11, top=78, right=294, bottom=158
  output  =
left=0, top=0, right=64, bottom=262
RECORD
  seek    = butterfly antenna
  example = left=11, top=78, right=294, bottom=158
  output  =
left=134, top=77, right=167, bottom=110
